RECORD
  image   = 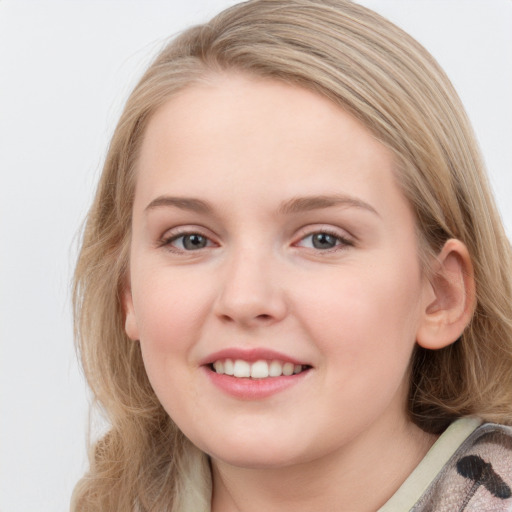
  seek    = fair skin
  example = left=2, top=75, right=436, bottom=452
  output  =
left=124, top=74, right=474, bottom=511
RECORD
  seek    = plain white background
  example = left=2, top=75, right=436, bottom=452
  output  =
left=1, top=1, right=511, bottom=511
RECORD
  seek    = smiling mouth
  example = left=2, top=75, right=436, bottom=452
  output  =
left=209, top=359, right=311, bottom=379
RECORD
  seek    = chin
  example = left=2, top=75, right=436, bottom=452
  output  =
left=199, top=436, right=308, bottom=470
left=212, top=450, right=302, bottom=470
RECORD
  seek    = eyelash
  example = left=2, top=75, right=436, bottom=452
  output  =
left=159, top=227, right=354, bottom=254
left=159, top=230, right=215, bottom=253
left=294, top=229, right=354, bottom=252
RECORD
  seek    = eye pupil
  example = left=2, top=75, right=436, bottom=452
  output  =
left=183, top=234, right=207, bottom=250
left=312, top=233, right=337, bottom=249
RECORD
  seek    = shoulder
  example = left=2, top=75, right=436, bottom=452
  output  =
left=413, top=423, right=512, bottom=511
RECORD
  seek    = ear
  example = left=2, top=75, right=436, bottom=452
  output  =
left=122, top=283, right=140, bottom=341
left=416, top=239, right=475, bottom=350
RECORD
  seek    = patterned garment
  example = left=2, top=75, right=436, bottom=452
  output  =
left=413, top=423, right=512, bottom=512
left=379, top=419, right=512, bottom=512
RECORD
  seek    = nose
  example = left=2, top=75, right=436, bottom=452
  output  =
left=213, top=248, right=288, bottom=328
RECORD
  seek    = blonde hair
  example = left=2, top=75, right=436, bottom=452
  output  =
left=72, top=0, right=512, bottom=510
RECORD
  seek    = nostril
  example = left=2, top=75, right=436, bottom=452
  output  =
left=217, top=312, right=275, bottom=326
left=219, top=314, right=235, bottom=323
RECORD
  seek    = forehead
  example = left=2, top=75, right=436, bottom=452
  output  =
left=141, top=73, right=387, bottom=160
left=135, top=73, right=407, bottom=219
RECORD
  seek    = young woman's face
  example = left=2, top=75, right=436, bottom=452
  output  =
left=125, top=74, right=432, bottom=468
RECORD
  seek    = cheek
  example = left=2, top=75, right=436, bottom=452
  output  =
left=295, top=257, right=423, bottom=370
left=130, top=268, right=215, bottom=415
left=132, top=267, right=212, bottom=355
left=132, top=271, right=211, bottom=423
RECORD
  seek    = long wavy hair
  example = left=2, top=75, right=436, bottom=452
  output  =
left=71, top=1, right=512, bottom=510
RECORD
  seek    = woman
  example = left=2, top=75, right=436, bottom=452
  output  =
left=72, top=1, right=512, bottom=510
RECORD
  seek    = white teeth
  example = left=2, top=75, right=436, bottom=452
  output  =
left=282, top=362, right=294, bottom=376
left=250, top=360, right=269, bottom=379
left=233, top=360, right=251, bottom=378
left=269, top=360, right=283, bottom=377
left=224, top=358, right=234, bottom=375
left=212, top=358, right=306, bottom=378
left=213, top=360, right=224, bottom=374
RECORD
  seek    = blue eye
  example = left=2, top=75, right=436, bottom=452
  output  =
left=167, top=233, right=212, bottom=251
left=298, top=232, right=351, bottom=250
left=311, top=233, right=339, bottom=249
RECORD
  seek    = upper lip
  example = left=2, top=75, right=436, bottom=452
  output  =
left=200, top=348, right=310, bottom=366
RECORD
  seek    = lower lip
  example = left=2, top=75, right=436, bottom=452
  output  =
left=203, top=367, right=310, bottom=400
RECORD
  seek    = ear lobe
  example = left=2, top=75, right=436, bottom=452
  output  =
left=416, top=239, right=475, bottom=350
left=122, top=285, right=140, bottom=341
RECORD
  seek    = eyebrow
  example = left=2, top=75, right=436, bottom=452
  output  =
left=145, top=196, right=213, bottom=214
left=278, top=194, right=379, bottom=217
left=144, top=194, right=379, bottom=217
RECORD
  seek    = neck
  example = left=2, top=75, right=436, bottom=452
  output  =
left=210, top=418, right=436, bottom=512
